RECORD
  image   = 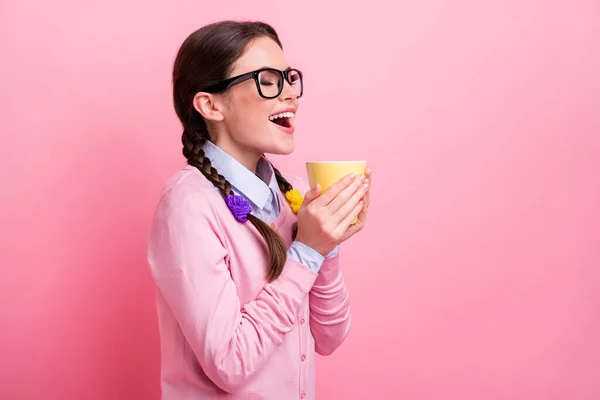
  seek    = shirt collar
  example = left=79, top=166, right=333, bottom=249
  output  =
left=202, top=140, right=280, bottom=209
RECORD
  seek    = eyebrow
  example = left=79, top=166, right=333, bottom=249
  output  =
left=257, top=66, right=292, bottom=71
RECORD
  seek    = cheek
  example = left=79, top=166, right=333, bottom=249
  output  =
left=246, top=99, right=275, bottom=128
left=228, top=87, right=276, bottom=133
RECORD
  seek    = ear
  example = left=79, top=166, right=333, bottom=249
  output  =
left=193, top=92, right=225, bottom=122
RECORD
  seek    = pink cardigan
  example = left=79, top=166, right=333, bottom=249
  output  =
left=147, top=165, right=351, bottom=399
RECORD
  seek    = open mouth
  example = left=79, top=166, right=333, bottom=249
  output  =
left=268, top=111, right=294, bottom=128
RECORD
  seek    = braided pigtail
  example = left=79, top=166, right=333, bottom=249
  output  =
left=272, top=165, right=303, bottom=241
left=182, top=127, right=287, bottom=282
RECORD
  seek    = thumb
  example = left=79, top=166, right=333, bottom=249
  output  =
left=302, top=184, right=322, bottom=206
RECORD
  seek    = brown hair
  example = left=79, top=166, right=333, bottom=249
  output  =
left=172, top=20, right=297, bottom=282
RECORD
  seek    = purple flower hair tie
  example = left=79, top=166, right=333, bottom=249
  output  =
left=225, top=194, right=252, bottom=223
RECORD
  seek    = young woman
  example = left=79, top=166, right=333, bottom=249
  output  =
left=147, top=20, right=372, bottom=399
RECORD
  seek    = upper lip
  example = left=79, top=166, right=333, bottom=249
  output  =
left=269, top=108, right=297, bottom=117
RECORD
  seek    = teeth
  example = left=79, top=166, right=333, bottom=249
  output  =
left=269, top=112, right=295, bottom=121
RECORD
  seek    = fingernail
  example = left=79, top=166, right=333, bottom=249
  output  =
left=348, top=174, right=356, bottom=181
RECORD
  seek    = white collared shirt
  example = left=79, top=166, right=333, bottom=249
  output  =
left=202, top=140, right=338, bottom=272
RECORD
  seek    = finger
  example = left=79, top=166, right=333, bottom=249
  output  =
left=358, top=187, right=370, bottom=221
left=356, top=195, right=369, bottom=224
left=312, top=173, right=358, bottom=207
left=326, top=174, right=366, bottom=215
left=332, top=178, right=369, bottom=222
left=339, top=169, right=370, bottom=238
left=355, top=168, right=371, bottom=211
left=362, top=169, right=372, bottom=210
left=362, top=191, right=370, bottom=211
left=336, top=200, right=365, bottom=238
left=300, top=183, right=322, bottom=207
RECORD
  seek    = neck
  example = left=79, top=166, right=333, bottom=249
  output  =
left=214, top=136, right=262, bottom=174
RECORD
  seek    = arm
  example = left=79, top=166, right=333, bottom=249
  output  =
left=308, top=251, right=351, bottom=355
left=308, top=165, right=372, bottom=356
left=287, top=240, right=349, bottom=355
left=148, top=187, right=317, bottom=393
left=288, top=174, right=351, bottom=355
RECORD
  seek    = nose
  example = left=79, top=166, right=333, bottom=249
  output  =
left=279, top=79, right=299, bottom=101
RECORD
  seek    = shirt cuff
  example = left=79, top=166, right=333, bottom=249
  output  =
left=325, top=245, right=340, bottom=259
left=288, top=241, right=325, bottom=273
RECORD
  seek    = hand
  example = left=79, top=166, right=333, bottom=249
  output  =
left=295, top=169, right=372, bottom=256
left=340, top=167, right=371, bottom=240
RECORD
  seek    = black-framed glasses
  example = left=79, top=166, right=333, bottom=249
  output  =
left=200, top=67, right=303, bottom=99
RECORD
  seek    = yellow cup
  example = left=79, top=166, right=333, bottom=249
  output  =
left=305, top=160, right=367, bottom=224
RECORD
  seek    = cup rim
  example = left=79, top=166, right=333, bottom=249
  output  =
left=305, top=160, right=366, bottom=164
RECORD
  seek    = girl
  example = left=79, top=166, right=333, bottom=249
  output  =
left=148, top=20, right=372, bottom=399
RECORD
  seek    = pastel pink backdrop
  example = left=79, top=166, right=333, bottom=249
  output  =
left=1, top=0, right=599, bottom=398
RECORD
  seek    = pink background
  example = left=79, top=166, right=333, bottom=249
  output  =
left=1, top=0, right=599, bottom=398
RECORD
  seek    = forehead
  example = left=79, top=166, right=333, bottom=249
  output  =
left=229, top=36, right=288, bottom=75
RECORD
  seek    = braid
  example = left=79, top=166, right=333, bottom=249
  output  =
left=272, top=166, right=294, bottom=193
left=182, top=130, right=233, bottom=194
left=182, top=127, right=287, bottom=282
left=272, top=165, right=299, bottom=241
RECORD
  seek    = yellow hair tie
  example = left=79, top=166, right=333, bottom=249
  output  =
left=285, top=189, right=303, bottom=214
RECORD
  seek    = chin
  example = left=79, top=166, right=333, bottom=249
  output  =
left=281, top=141, right=295, bottom=154
left=267, top=143, right=295, bottom=156
left=265, top=133, right=295, bottom=155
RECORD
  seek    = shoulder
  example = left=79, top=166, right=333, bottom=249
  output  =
left=153, top=165, right=226, bottom=225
